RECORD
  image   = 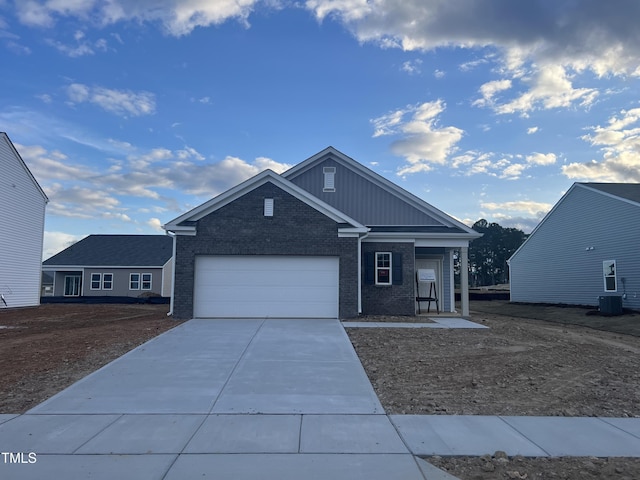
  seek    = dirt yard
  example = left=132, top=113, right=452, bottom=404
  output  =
left=0, top=303, right=181, bottom=413
left=2, top=301, right=640, bottom=479
left=347, top=302, right=640, bottom=479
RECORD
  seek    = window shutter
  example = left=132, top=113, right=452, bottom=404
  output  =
left=392, top=252, right=403, bottom=285
left=364, top=252, right=375, bottom=285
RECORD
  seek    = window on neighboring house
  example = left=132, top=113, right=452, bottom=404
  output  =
left=103, top=273, right=113, bottom=290
left=90, top=273, right=101, bottom=290
left=603, top=260, right=617, bottom=292
left=375, top=252, right=392, bottom=285
left=141, top=273, right=152, bottom=291
left=130, top=273, right=140, bottom=290
left=323, top=167, right=336, bottom=192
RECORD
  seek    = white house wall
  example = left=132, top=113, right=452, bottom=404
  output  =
left=510, top=185, right=640, bottom=310
left=0, top=136, right=47, bottom=308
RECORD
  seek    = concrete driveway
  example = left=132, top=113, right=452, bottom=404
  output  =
left=0, top=319, right=439, bottom=479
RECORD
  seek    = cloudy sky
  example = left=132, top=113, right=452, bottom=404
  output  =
left=2, top=0, right=640, bottom=259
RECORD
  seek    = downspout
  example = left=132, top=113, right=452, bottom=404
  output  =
left=166, top=231, right=176, bottom=317
left=357, top=231, right=370, bottom=314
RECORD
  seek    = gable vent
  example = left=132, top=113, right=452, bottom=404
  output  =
left=264, top=198, right=274, bottom=217
left=323, top=167, right=336, bottom=192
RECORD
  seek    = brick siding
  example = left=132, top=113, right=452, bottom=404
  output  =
left=361, top=241, right=415, bottom=315
left=173, top=182, right=358, bottom=319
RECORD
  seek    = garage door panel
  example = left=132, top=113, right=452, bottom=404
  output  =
left=194, top=256, right=339, bottom=318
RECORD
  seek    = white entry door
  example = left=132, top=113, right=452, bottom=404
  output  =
left=194, top=256, right=339, bottom=318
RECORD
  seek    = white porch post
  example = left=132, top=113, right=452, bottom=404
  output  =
left=461, top=246, right=470, bottom=317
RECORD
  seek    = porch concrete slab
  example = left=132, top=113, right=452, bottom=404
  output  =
left=430, top=318, right=488, bottom=329
left=390, top=415, right=548, bottom=456
left=0, top=414, right=120, bottom=454
left=600, top=417, right=640, bottom=439
left=75, top=414, right=206, bottom=454
left=300, top=414, right=409, bottom=453
left=0, top=454, right=176, bottom=480
left=184, top=414, right=301, bottom=453
left=163, top=454, right=428, bottom=480
left=342, top=322, right=448, bottom=329
left=0, top=414, right=18, bottom=424
left=29, top=357, right=238, bottom=414
left=501, top=416, right=640, bottom=457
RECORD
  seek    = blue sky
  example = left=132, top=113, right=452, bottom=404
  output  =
left=2, top=1, right=640, bottom=259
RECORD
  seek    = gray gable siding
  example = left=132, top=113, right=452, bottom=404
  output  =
left=287, top=158, right=445, bottom=226
left=510, top=185, right=640, bottom=310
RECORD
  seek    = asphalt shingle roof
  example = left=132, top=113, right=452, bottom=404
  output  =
left=582, top=183, right=640, bottom=205
left=43, top=235, right=173, bottom=267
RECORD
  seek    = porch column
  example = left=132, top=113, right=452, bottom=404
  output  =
left=460, top=246, right=470, bottom=317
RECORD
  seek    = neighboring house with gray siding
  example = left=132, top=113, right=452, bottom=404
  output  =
left=164, top=147, right=481, bottom=319
left=509, top=183, right=640, bottom=311
left=0, top=132, right=48, bottom=309
left=42, top=235, right=173, bottom=299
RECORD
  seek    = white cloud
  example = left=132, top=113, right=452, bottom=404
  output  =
left=481, top=200, right=553, bottom=215
left=15, top=143, right=94, bottom=180
left=43, top=231, right=86, bottom=260
left=526, top=152, right=557, bottom=165
left=499, top=163, right=527, bottom=180
left=479, top=200, right=553, bottom=233
left=371, top=100, right=464, bottom=175
left=18, top=141, right=293, bottom=221
left=563, top=107, right=640, bottom=182
left=66, top=83, right=156, bottom=117
left=16, top=0, right=259, bottom=36
left=492, top=65, right=598, bottom=116
left=401, top=59, right=422, bottom=75
left=527, top=126, right=539, bottom=135
left=147, top=217, right=164, bottom=232
left=306, top=0, right=640, bottom=77
left=433, top=69, right=445, bottom=79
left=473, top=79, right=512, bottom=107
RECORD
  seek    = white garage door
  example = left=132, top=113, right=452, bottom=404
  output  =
left=194, top=256, right=339, bottom=318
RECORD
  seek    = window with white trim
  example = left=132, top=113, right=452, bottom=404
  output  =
left=323, top=167, right=336, bottom=192
left=130, top=273, right=140, bottom=290
left=90, top=273, right=101, bottom=290
left=603, top=260, right=617, bottom=292
left=103, top=273, right=113, bottom=290
left=141, top=273, right=152, bottom=290
left=375, top=252, right=392, bottom=285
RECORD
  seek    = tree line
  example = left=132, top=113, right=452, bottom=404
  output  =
left=456, top=219, right=527, bottom=287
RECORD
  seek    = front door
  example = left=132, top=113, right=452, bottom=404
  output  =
left=415, top=258, right=443, bottom=313
left=64, top=275, right=81, bottom=297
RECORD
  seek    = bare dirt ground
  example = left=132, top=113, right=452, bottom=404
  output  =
left=2, top=302, right=640, bottom=479
left=347, top=301, right=640, bottom=479
left=0, top=303, right=182, bottom=413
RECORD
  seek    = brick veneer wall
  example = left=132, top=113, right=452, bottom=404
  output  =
left=361, top=241, right=415, bottom=316
left=172, top=182, right=358, bottom=319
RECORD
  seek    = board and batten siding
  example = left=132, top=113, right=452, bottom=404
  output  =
left=510, top=185, right=640, bottom=310
left=0, top=134, right=47, bottom=308
left=287, top=158, right=445, bottom=226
